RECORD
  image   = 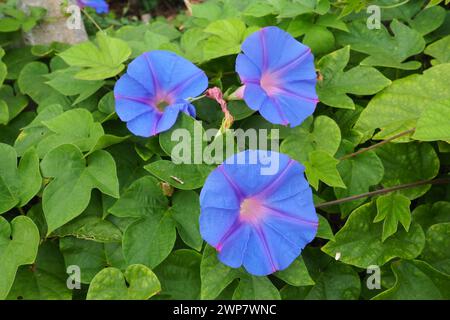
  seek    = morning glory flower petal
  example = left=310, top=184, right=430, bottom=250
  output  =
left=125, top=55, right=157, bottom=95
left=114, top=50, right=208, bottom=137
left=155, top=103, right=196, bottom=134
left=236, top=26, right=319, bottom=127
left=243, top=229, right=279, bottom=276
left=77, top=0, right=109, bottom=14
left=217, top=224, right=252, bottom=268
left=258, top=98, right=288, bottom=125
left=219, top=151, right=291, bottom=196
left=137, top=51, right=208, bottom=99
left=235, top=54, right=261, bottom=83
left=251, top=222, right=301, bottom=274
left=200, top=169, right=241, bottom=210
left=126, top=111, right=159, bottom=138
left=200, top=207, right=239, bottom=247
left=115, top=74, right=152, bottom=121
left=199, top=150, right=318, bottom=276
left=270, top=93, right=317, bottom=127
left=241, top=83, right=269, bottom=112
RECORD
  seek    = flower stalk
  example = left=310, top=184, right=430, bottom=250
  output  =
left=206, top=87, right=234, bottom=134
left=315, top=177, right=450, bottom=209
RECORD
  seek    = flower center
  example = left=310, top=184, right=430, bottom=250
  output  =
left=260, top=73, right=281, bottom=96
left=154, top=92, right=175, bottom=112
left=156, top=100, right=170, bottom=111
left=239, top=197, right=266, bottom=224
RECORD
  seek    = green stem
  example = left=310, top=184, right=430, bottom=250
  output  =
left=315, top=177, right=450, bottom=209
left=100, top=112, right=116, bottom=124
left=378, top=0, right=410, bottom=9
left=339, top=128, right=416, bottom=161
left=82, top=8, right=104, bottom=33
left=188, top=94, right=206, bottom=103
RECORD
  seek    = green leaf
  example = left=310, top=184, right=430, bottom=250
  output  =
left=0, top=85, right=28, bottom=124
left=317, top=46, right=391, bottom=109
left=87, top=264, right=161, bottom=300
left=375, top=142, right=440, bottom=199
left=0, top=144, right=41, bottom=214
left=104, top=242, right=127, bottom=270
left=228, top=100, right=255, bottom=121
left=0, top=47, right=7, bottom=86
left=3, top=116, right=48, bottom=150
left=413, top=102, right=450, bottom=141
left=17, top=62, right=69, bottom=106
left=336, top=20, right=425, bottom=70
left=27, top=204, right=47, bottom=238
left=114, top=23, right=180, bottom=58
left=41, top=144, right=119, bottom=234
left=0, top=17, right=21, bottom=32
left=171, top=191, right=203, bottom=251
left=98, top=91, right=116, bottom=115
left=59, top=237, right=107, bottom=284
left=59, top=34, right=131, bottom=80
left=232, top=275, right=281, bottom=300
left=145, top=161, right=214, bottom=190
left=0, top=6, right=45, bottom=33
left=334, top=151, right=384, bottom=216
left=109, top=176, right=168, bottom=219
left=38, top=108, right=105, bottom=158
left=14, top=104, right=63, bottom=156
left=0, top=100, right=8, bottom=125
left=285, top=13, right=347, bottom=55
left=306, top=262, right=361, bottom=300
left=87, top=134, right=129, bottom=155
left=180, top=28, right=209, bottom=63
left=154, top=249, right=202, bottom=300
left=52, top=216, right=122, bottom=243
left=2, top=47, right=38, bottom=81
left=159, top=113, right=206, bottom=164
left=281, top=262, right=361, bottom=300
left=281, top=116, right=341, bottom=163
left=243, top=1, right=275, bottom=17
left=203, top=19, right=247, bottom=60
left=303, top=25, right=335, bottom=55
left=426, top=0, right=450, bottom=8
left=316, top=214, right=335, bottom=241
left=425, top=35, right=450, bottom=65
left=273, top=0, right=330, bottom=18
left=421, top=223, right=450, bottom=274
left=373, top=260, right=450, bottom=300
left=200, top=245, right=240, bottom=300
left=375, top=193, right=411, bottom=242
left=304, top=150, right=346, bottom=190
left=280, top=285, right=310, bottom=299
left=412, top=201, right=450, bottom=231
left=17, top=147, right=42, bottom=207
left=7, top=241, right=71, bottom=300
left=274, top=257, right=315, bottom=286
left=123, top=212, right=176, bottom=269
left=409, top=5, right=446, bottom=35
left=0, top=216, right=40, bottom=299
left=116, top=26, right=172, bottom=58
left=322, top=202, right=425, bottom=268
left=46, top=67, right=105, bottom=105
left=104, top=142, right=148, bottom=196
left=355, top=63, right=450, bottom=135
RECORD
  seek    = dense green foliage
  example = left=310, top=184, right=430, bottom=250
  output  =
left=0, top=0, right=449, bottom=300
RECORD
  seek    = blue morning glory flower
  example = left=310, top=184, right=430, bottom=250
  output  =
left=77, top=0, right=109, bottom=14
left=199, top=150, right=318, bottom=276
left=236, top=26, right=319, bottom=127
left=114, top=51, right=208, bottom=137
